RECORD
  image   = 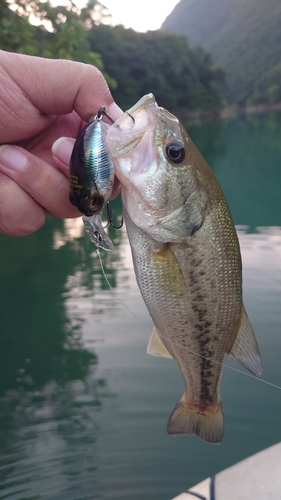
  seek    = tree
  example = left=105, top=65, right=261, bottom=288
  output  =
left=89, top=24, right=224, bottom=112
left=0, top=0, right=37, bottom=54
left=0, top=0, right=117, bottom=88
left=0, top=0, right=224, bottom=112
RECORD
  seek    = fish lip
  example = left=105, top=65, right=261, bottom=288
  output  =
left=105, top=94, right=159, bottom=157
left=123, top=93, right=156, bottom=114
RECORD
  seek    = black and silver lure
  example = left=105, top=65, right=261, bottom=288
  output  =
left=69, top=106, right=119, bottom=251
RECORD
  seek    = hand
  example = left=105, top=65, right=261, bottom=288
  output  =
left=0, top=50, right=122, bottom=236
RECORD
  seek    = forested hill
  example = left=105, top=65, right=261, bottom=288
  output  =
left=89, top=24, right=224, bottom=113
left=161, top=0, right=281, bottom=106
left=0, top=0, right=225, bottom=114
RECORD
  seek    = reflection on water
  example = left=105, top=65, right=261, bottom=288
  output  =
left=0, top=213, right=116, bottom=500
left=0, top=113, right=281, bottom=500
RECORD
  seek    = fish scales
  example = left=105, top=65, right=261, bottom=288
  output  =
left=125, top=200, right=240, bottom=404
left=106, top=94, right=262, bottom=443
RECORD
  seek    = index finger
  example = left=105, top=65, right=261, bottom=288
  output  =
left=0, top=52, right=122, bottom=142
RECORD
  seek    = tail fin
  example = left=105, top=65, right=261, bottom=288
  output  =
left=167, top=396, right=224, bottom=444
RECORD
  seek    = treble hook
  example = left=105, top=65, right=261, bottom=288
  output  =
left=106, top=202, right=123, bottom=229
left=126, top=111, right=135, bottom=125
left=96, top=106, right=115, bottom=124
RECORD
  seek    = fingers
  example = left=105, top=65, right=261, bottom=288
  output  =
left=0, top=172, right=46, bottom=236
left=0, top=52, right=124, bottom=237
left=0, top=137, right=122, bottom=237
left=0, top=145, right=79, bottom=236
left=0, top=52, right=122, bottom=143
left=75, top=65, right=122, bottom=122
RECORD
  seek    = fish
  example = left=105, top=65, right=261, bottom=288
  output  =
left=69, top=106, right=115, bottom=251
left=105, top=94, right=262, bottom=444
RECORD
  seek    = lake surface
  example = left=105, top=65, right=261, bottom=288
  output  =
left=1, top=111, right=281, bottom=500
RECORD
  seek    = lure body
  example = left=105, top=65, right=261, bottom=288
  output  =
left=69, top=110, right=114, bottom=217
left=69, top=107, right=116, bottom=251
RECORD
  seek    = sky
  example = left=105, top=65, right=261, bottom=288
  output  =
left=99, top=0, right=180, bottom=32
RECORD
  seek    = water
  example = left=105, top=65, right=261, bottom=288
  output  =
left=0, top=111, right=281, bottom=500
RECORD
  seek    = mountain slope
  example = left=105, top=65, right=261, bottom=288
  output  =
left=89, top=24, right=224, bottom=112
left=162, top=0, right=281, bottom=105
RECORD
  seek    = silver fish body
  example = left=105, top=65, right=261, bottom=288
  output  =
left=106, top=94, right=262, bottom=443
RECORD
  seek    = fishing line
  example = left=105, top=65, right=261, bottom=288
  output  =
left=96, top=249, right=281, bottom=392
left=96, top=248, right=151, bottom=327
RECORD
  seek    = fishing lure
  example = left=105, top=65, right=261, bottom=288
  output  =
left=69, top=106, right=121, bottom=251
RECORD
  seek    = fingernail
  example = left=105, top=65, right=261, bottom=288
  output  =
left=52, top=137, right=75, bottom=166
left=0, top=145, right=28, bottom=171
left=107, top=102, right=123, bottom=121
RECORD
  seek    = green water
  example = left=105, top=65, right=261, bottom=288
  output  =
left=1, top=111, right=281, bottom=500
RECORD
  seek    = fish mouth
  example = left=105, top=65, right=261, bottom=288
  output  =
left=105, top=94, right=159, bottom=156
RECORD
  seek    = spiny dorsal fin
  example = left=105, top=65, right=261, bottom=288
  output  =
left=147, top=326, right=173, bottom=358
left=228, top=305, right=262, bottom=376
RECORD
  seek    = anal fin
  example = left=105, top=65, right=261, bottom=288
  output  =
left=228, top=305, right=262, bottom=376
left=147, top=326, right=173, bottom=358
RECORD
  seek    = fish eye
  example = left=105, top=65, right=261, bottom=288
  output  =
left=165, top=141, right=186, bottom=164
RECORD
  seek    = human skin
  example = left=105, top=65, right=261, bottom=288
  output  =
left=0, top=50, right=122, bottom=236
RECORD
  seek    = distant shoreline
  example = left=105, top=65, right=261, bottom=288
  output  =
left=178, top=102, right=281, bottom=125
left=220, top=102, right=281, bottom=119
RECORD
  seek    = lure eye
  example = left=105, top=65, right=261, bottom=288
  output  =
left=81, top=193, right=105, bottom=216
left=165, top=141, right=186, bottom=164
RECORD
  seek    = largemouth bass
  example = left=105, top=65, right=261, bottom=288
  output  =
left=105, top=94, right=262, bottom=444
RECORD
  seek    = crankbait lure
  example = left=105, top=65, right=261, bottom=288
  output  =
left=69, top=106, right=121, bottom=251
left=69, top=106, right=115, bottom=216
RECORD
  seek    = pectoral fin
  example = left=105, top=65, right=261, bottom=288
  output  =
left=147, top=326, right=173, bottom=358
left=228, top=306, right=262, bottom=376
